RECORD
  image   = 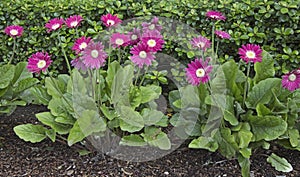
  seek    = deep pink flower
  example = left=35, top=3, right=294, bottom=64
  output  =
left=282, top=70, right=300, bottom=91
left=72, top=36, right=91, bottom=54
left=186, top=58, right=213, bottom=86
left=130, top=42, right=156, bottom=68
left=65, top=15, right=83, bottom=28
left=141, top=30, right=164, bottom=52
left=71, top=57, right=87, bottom=71
left=45, top=18, right=64, bottom=33
left=125, top=28, right=141, bottom=46
left=101, top=14, right=122, bottom=27
left=81, top=41, right=107, bottom=69
left=27, top=52, right=52, bottom=73
left=238, top=44, right=263, bottom=63
left=206, top=10, right=226, bottom=21
left=4, top=25, right=24, bottom=38
left=190, top=36, right=211, bottom=52
left=142, top=17, right=162, bottom=32
left=215, top=30, right=231, bottom=39
left=110, top=33, right=130, bottom=48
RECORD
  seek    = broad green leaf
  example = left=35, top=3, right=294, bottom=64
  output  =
left=246, top=78, right=281, bottom=108
left=253, top=51, right=275, bottom=83
left=142, top=108, right=164, bottom=126
left=72, top=93, right=98, bottom=118
left=0, top=65, right=15, bottom=89
left=214, top=128, right=239, bottom=159
left=118, top=106, right=144, bottom=132
left=288, top=129, right=300, bottom=147
left=20, top=85, right=51, bottom=105
left=106, top=61, right=121, bottom=89
left=248, top=115, right=287, bottom=141
left=140, top=85, right=161, bottom=103
left=154, top=115, right=169, bottom=127
left=36, top=112, right=71, bottom=134
left=45, top=77, right=65, bottom=98
left=238, top=154, right=251, bottom=177
left=45, top=129, right=56, bottom=142
left=77, top=110, right=106, bottom=136
left=238, top=129, right=253, bottom=148
left=12, top=62, right=32, bottom=85
left=120, top=134, right=147, bottom=146
left=48, top=97, right=68, bottom=117
left=256, top=103, right=271, bottom=116
left=100, top=105, right=118, bottom=120
left=71, top=69, right=87, bottom=94
left=13, top=124, right=47, bottom=143
left=55, top=116, right=75, bottom=125
left=13, top=78, right=39, bottom=93
left=239, top=148, right=252, bottom=158
left=189, top=136, right=218, bottom=152
left=67, top=121, right=85, bottom=146
left=142, top=127, right=171, bottom=150
left=267, top=153, right=293, bottom=172
left=169, top=90, right=181, bottom=111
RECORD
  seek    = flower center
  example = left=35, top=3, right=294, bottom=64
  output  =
left=70, top=21, right=78, bottom=27
left=210, top=15, right=218, bottom=19
left=147, top=39, right=156, bottom=47
left=91, top=50, right=99, bottom=58
left=116, top=38, right=124, bottom=46
left=289, top=74, right=297, bottom=82
left=10, top=29, right=18, bottom=36
left=37, top=60, right=46, bottom=69
left=149, top=24, right=155, bottom=30
left=79, top=42, right=87, bottom=50
left=198, top=42, right=205, bottom=48
left=131, top=34, right=138, bottom=40
left=139, top=51, right=147, bottom=59
left=107, top=20, right=115, bottom=26
left=196, top=68, right=205, bottom=78
left=52, top=24, right=60, bottom=30
left=246, top=51, right=256, bottom=59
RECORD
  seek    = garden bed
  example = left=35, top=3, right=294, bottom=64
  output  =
left=1, top=105, right=299, bottom=176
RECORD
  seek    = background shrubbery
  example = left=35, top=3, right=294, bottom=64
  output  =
left=1, top=0, right=299, bottom=74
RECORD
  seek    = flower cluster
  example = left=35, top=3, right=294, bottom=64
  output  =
left=45, top=15, right=83, bottom=33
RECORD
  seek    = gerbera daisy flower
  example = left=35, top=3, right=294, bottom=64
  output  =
left=81, top=41, right=107, bottom=69
left=110, top=33, right=130, bottom=48
left=142, top=17, right=162, bottom=32
left=72, top=36, right=91, bottom=54
left=141, top=30, right=165, bottom=52
left=186, top=57, right=213, bottom=86
left=65, top=15, right=83, bottom=28
left=215, top=30, right=231, bottom=39
left=45, top=18, right=64, bottom=33
left=282, top=70, right=300, bottom=91
left=125, top=28, right=141, bottom=46
left=238, top=44, right=263, bottom=63
left=4, top=25, right=24, bottom=38
left=130, top=42, right=156, bottom=68
left=206, top=10, right=226, bottom=21
left=27, top=52, right=52, bottom=74
left=101, top=13, right=122, bottom=27
left=190, top=36, right=211, bottom=52
left=71, top=57, right=87, bottom=71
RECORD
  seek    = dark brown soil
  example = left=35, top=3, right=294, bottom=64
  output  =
left=1, top=105, right=300, bottom=177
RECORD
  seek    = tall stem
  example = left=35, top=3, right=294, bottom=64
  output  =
left=139, top=66, right=149, bottom=87
left=57, top=33, right=72, bottom=74
left=134, top=67, right=141, bottom=86
left=97, top=68, right=102, bottom=106
left=242, top=62, right=251, bottom=108
left=8, top=38, right=16, bottom=65
left=211, top=23, right=215, bottom=64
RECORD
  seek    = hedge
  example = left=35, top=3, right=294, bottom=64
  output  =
left=1, top=0, right=299, bottom=75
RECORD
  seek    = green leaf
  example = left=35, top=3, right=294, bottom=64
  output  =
left=120, top=134, right=147, bottom=146
left=45, top=129, right=56, bottom=142
left=67, top=121, right=85, bottom=146
left=0, top=65, right=15, bottom=89
left=20, top=85, right=51, bottom=105
left=142, top=127, right=171, bottom=150
left=187, top=51, right=195, bottom=58
left=12, top=62, right=32, bottom=85
left=13, top=124, right=47, bottom=143
left=214, top=128, right=239, bottom=159
left=267, top=153, right=293, bottom=172
left=77, top=110, right=106, bottom=136
left=280, top=7, right=289, bottom=14
left=36, top=112, right=71, bottom=134
left=256, top=103, right=271, bottom=116
left=238, top=154, right=251, bottom=177
left=189, top=136, right=218, bottom=152
left=254, top=51, right=275, bottom=83
left=13, top=78, right=39, bottom=93
left=106, top=61, right=120, bottom=89
left=118, top=106, right=144, bottom=133
left=45, top=77, right=65, bottom=98
left=288, top=129, right=300, bottom=147
left=140, top=85, right=161, bottom=103
left=100, top=105, right=118, bottom=121
left=238, top=129, right=253, bottom=149
left=142, top=108, right=164, bottom=126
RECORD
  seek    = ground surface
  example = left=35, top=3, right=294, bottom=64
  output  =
left=0, top=105, right=300, bottom=177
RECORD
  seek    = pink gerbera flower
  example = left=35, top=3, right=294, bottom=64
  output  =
left=190, top=36, right=211, bottom=52
left=81, top=41, right=107, bottom=69
left=125, top=28, right=141, bottom=46
left=71, top=57, right=87, bottom=71
left=110, top=33, right=130, bottom=48
left=130, top=42, right=156, bottom=68
left=27, top=52, right=52, bottom=74
left=215, top=30, right=231, bottom=39
left=206, top=10, right=226, bottom=21
left=72, top=36, right=91, bottom=54
left=45, top=18, right=64, bottom=33
left=4, top=25, right=24, bottom=38
left=141, top=30, right=165, bottom=52
left=282, top=70, right=300, bottom=91
left=238, top=44, right=263, bottom=63
left=65, top=15, right=83, bottom=28
left=101, top=14, right=122, bottom=27
left=186, top=58, right=213, bottom=86
left=142, top=17, right=162, bottom=32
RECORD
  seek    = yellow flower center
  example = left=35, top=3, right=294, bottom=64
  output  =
left=91, top=50, right=99, bottom=58
left=246, top=51, right=256, bottom=59
left=196, top=68, right=205, bottom=78
left=198, top=42, right=205, bottom=48
left=107, top=20, right=115, bottom=26
left=79, top=42, right=87, bottom=50
left=52, top=24, right=60, bottom=30
left=10, top=29, right=18, bottom=36
left=116, top=39, right=124, bottom=45
left=289, top=74, right=296, bottom=82
left=139, top=51, right=147, bottom=59
left=147, top=39, right=156, bottom=47
left=70, top=21, right=78, bottom=27
left=131, top=34, right=138, bottom=40
left=37, top=60, right=46, bottom=69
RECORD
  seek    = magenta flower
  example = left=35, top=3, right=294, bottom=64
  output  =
left=141, top=30, right=164, bottom=52
left=71, top=57, right=87, bottom=71
left=45, top=18, right=64, bottom=33
left=142, top=17, right=162, bottom=32
left=27, top=52, right=52, bottom=73
left=190, top=36, right=211, bottom=52
left=215, top=30, right=231, bottom=39
left=238, top=44, right=263, bottom=63
left=186, top=58, right=213, bottom=86
left=72, top=36, right=91, bottom=54
left=81, top=41, right=107, bottom=69
left=4, top=25, right=24, bottom=38
left=110, top=33, right=130, bottom=48
left=206, top=10, right=226, bottom=21
left=130, top=42, right=156, bottom=68
left=282, top=70, right=300, bottom=91
left=101, top=14, right=122, bottom=27
left=125, top=28, right=141, bottom=46
left=65, top=15, right=83, bottom=28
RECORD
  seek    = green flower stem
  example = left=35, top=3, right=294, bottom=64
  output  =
left=57, top=33, right=72, bottom=74
left=139, top=66, right=149, bottom=87
left=97, top=68, right=102, bottom=106
left=88, top=69, right=95, bottom=100
left=8, top=38, right=16, bottom=65
left=134, top=67, right=141, bottom=86
left=211, top=23, right=215, bottom=64
left=215, top=40, right=220, bottom=60
left=242, top=62, right=251, bottom=108
left=117, top=48, right=121, bottom=63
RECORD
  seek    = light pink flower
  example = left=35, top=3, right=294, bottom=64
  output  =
left=27, top=52, right=52, bottom=73
left=142, top=17, right=162, bottom=32
left=215, top=30, right=231, bottom=39
left=125, top=28, right=141, bottom=46
left=190, top=36, right=211, bottom=52
left=238, top=44, right=263, bottom=63
left=141, top=30, right=164, bottom=52
left=4, top=25, right=24, bottom=38
left=72, top=36, right=91, bottom=54
left=71, top=57, right=87, bottom=71
left=186, top=58, right=213, bottom=86
left=130, top=42, right=156, bottom=68
left=206, top=10, right=226, bottom=21
left=101, top=14, right=122, bottom=27
left=81, top=41, right=107, bottom=69
left=45, top=18, right=64, bottom=33
left=110, top=33, right=130, bottom=48
left=282, top=70, right=300, bottom=91
left=65, top=15, right=83, bottom=28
